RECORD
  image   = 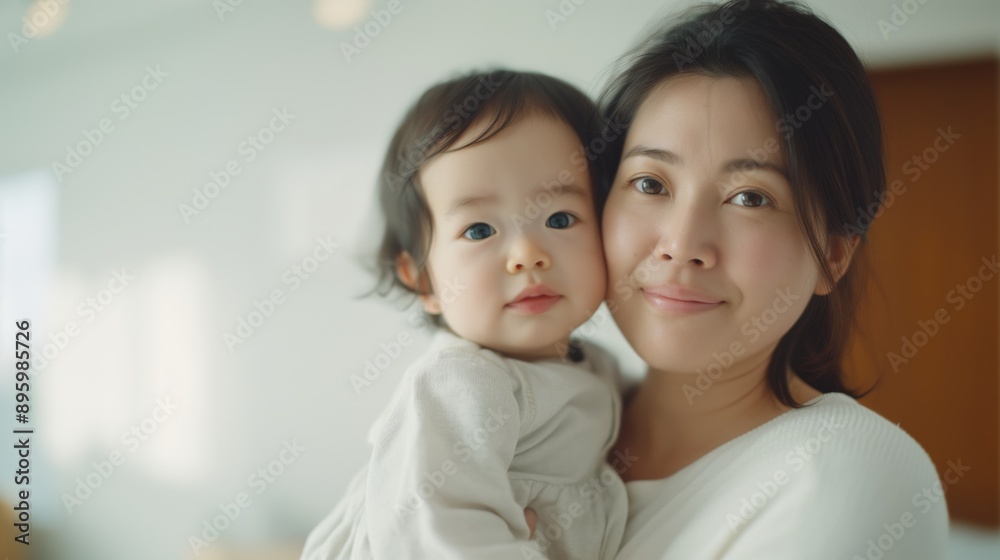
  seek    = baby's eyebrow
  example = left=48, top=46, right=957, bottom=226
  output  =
left=446, top=194, right=497, bottom=216
left=445, top=183, right=589, bottom=216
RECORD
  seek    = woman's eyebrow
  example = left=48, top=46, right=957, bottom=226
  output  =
left=622, top=145, right=682, bottom=164
left=722, top=158, right=789, bottom=180
left=623, top=145, right=790, bottom=180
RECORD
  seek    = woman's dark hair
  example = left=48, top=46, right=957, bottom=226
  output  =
left=599, top=0, right=883, bottom=407
left=365, top=69, right=605, bottom=325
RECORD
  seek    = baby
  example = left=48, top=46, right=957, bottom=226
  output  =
left=302, top=69, right=628, bottom=560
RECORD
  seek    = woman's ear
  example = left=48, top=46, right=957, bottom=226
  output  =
left=815, top=235, right=861, bottom=296
left=395, top=252, right=442, bottom=315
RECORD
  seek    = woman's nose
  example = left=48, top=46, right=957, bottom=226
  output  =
left=654, top=204, right=718, bottom=268
left=506, top=235, right=551, bottom=273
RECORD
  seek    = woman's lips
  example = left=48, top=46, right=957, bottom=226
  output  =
left=505, top=295, right=562, bottom=315
left=641, top=288, right=723, bottom=315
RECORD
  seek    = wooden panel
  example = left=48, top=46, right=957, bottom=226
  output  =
left=847, top=59, right=998, bottom=527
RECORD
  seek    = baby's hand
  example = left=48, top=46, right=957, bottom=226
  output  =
left=524, top=508, right=537, bottom=539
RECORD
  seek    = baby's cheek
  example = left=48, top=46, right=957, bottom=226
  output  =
left=584, top=252, right=609, bottom=308
left=584, top=226, right=608, bottom=272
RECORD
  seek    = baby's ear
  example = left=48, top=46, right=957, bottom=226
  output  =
left=395, top=252, right=442, bottom=314
left=395, top=251, right=421, bottom=290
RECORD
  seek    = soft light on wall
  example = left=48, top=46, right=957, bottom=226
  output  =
left=313, top=0, right=373, bottom=30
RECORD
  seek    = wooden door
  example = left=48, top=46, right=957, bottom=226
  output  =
left=849, top=58, right=998, bottom=527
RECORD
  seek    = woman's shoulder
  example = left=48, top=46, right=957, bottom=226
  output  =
left=723, top=393, right=948, bottom=555
left=780, top=393, right=932, bottom=458
left=621, top=393, right=949, bottom=558
left=743, top=391, right=947, bottom=519
left=758, top=392, right=937, bottom=475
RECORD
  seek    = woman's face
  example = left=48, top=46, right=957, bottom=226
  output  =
left=602, top=75, right=823, bottom=374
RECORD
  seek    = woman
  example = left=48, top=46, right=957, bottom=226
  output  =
left=591, top=0, right=949, bottom=557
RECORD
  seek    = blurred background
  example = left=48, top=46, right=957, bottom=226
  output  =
left=0, top=0, right=997, bottom=558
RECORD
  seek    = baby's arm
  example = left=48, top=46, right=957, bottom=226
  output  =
left=365, top=350, right=545, bottom=559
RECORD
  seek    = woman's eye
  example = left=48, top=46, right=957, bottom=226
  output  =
left=546, top=212, right=576, bottom=229
left=462, top=222, right=496, bottom=240
left=631, top=177, right=665, bottom=195
left=729, top=191, right=772, bottom=208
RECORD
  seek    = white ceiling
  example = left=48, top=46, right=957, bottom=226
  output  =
left=0, top=0, right=997, bottom=70
left=0, top=0, right=996, bottom=179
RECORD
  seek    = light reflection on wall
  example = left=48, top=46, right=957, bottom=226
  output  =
left=42, top=256, right=212, bottom=486
left=271, top=149, right=382, bottom=271
left=312, top=0, right=373, bottom=30
left=0, top=165, right=245, bottom=555
left=136, top=255, right=211, bottom=483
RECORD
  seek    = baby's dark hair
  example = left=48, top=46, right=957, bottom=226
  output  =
left=367, top=69, right=605, bottom=320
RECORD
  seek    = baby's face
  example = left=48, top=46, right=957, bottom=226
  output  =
left=415, top=113, right=607, bottom=361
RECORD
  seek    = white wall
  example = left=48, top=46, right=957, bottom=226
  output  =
left=0, top=1, right=997, bottom=558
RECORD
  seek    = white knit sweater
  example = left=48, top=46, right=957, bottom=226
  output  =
left=616, top=392, right=950, bottom=559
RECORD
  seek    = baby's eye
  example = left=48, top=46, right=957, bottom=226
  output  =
left=630, top=177, right=665, bottom=195
left=729, top=191, right=772, bottom=208
left=462, top=222, right=496, bottom=240
left=546, top=212, right=577, bottom=229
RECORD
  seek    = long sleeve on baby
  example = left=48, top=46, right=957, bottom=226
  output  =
left=364, top=350, right=545, bottom=559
